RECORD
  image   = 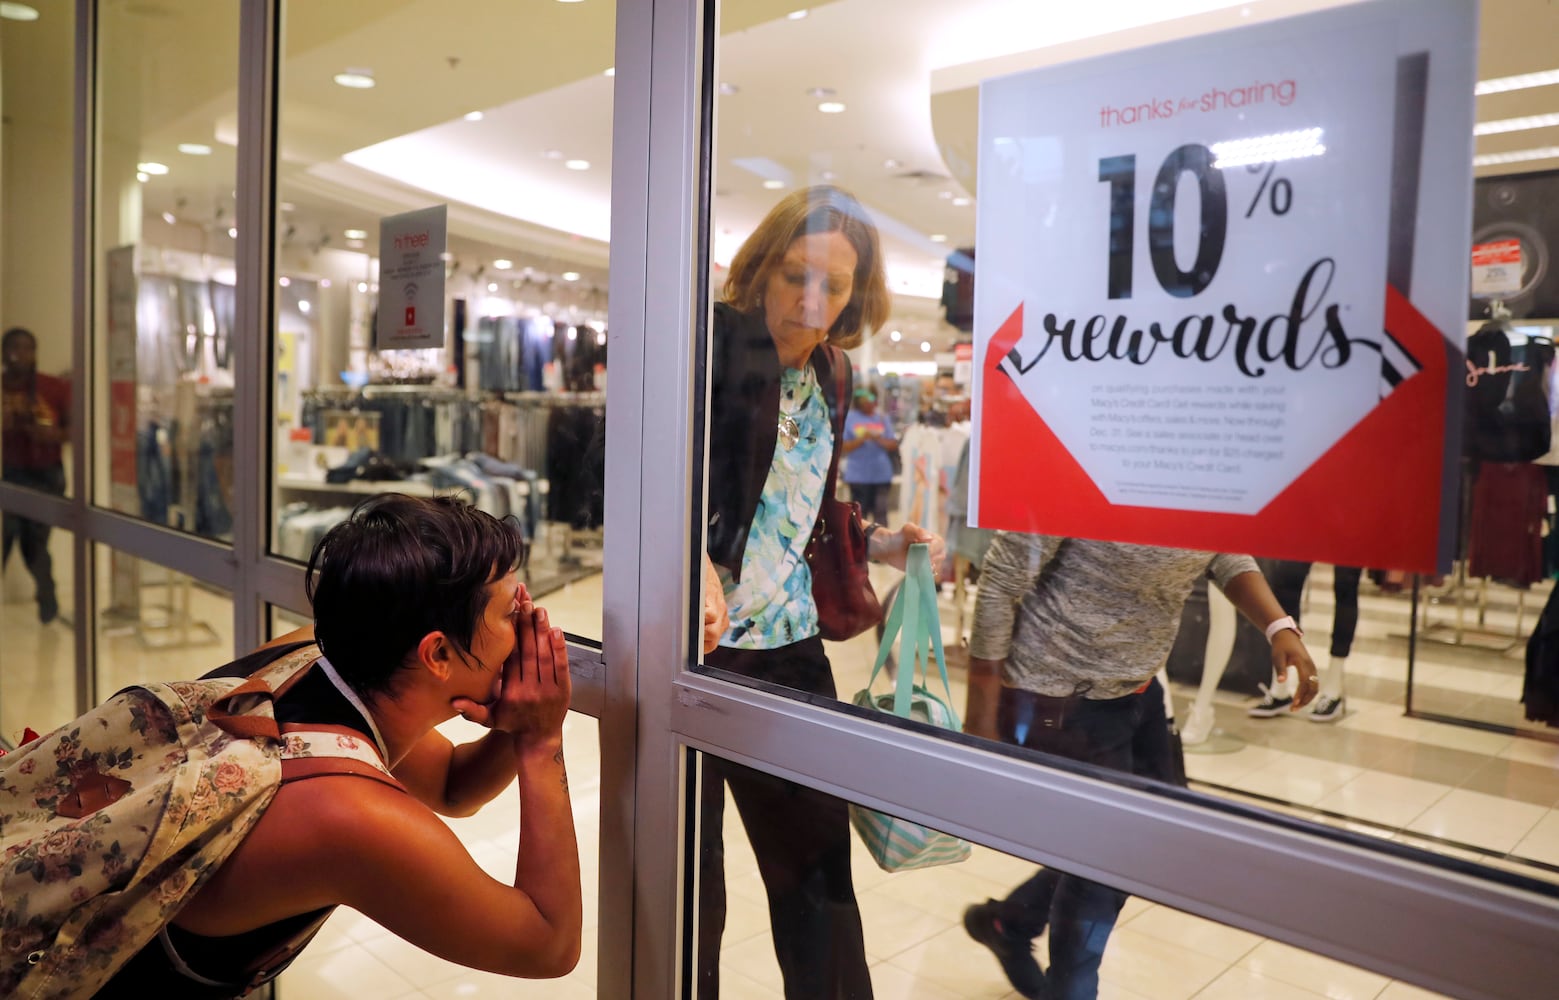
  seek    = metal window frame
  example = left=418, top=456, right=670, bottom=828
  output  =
left=622, top=1, right=1559, bottom=999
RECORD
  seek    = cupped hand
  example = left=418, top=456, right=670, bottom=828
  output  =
left=452, top=601, right=572, bottom=744
left=1270, top=630, right=1318, bottom=711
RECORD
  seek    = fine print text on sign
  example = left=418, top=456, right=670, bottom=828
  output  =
left=971, top=0, right=1475, bottom=573
left=376, top=204, right=448, bottom=350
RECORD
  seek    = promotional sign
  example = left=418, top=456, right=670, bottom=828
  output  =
left=971, top=0, right=1475, bottom=573
left=1471, top=239, right=1523, bottom=298
left=375, top=204, right=447, bottom=350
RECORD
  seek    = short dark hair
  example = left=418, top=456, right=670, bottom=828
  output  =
left=2, top=327, right=35, bottom=352
left=721, top=185, right=891, bottom=349
left=305, top=493, right=525, bottom=700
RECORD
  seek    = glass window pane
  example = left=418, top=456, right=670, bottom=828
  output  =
left=277, top=710, right=601, bottom=999
left=1, top=521, right=75, bottom=738
left=269, top=2, right=614, bottom=643
left=2, top=1, right=76, bottom=498
left=696, top=0, right=1559, bottom=896
left=93, top=544, right=232, bottom=694
left=91, top=0, right=240, bottom=541
left=691, top=748, right=1458, bottom=999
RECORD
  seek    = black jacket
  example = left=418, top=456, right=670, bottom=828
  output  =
left=705, top=302, right=851, bottom=581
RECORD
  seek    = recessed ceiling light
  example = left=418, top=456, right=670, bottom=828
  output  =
left=953, top=196, right=972, bottom=207
left=488, top=283, right=499, bottom=292
left=161, top=212, right=176, bottom=225
left=762, top=179, right=785, bottom=190
left=787, top=8, right=808, bottom=19
left=279, top=277, right=291, bottom=287
left=0, top=3, right=40, bottom=22
left=1474, top=145, right=1559, bottom=167
left=1474, top=112, right=1559, bottom=136
left=321, top=279, right=331, bottom=288
left=884, top=158, right=902, bottom=169
left=137, top=161, right=169, bottom=175
left=280, top=202, right=296, bottom=213
left=807, top=86, right=835, bottom=98
left=565, top=159, right=590, bottom=171
left=604, top=67, right=615, bottom=77
left=464, top=111, right=484, bottom=121
left=178, top=143, right=212, bottom=156
left=562, top=271, right=581, bottom=281
left=298, top=300, right=311, bottom=314
left=344, top=228, right=368, bottom=240
left=818, top=101, right=846, bottom=114
left=937, top=190, right=953, bottom=199
left=227, top=227, right=237, bottom=238
left=820, top=170, right=837, bottom=181
left=889, top=330, right=902, bottom=342
left=929, top=234, right=948, bottom=243
left=920, top=341, right=932, bottom=353
left=543, top=149, right=564, bottom=160
left=333, top=69, right=375, bottom=89
left=357, top=282, right=369, bottom=293
left=718, top=82, right=740, bottom=96
left=557, top=0, right=585, bottom=4
left=1477, top=68, right=1559, bottom=96
left=493, top=259, right=513, bottom=270
left=136, top=171, right=149, bottom=183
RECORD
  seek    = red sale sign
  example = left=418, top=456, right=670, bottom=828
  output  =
left=970, top=0, right=1474, bottom=573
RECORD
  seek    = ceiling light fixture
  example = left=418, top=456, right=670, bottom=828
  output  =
left=953, top=196, right=972, bottom=207
left=321, top=279, right=332, bottom=288
left=357, top=282, right=369, bottom=293
left=938, top=190, right=953, bottom=199
left=488, top=283, right=499, bottom=292
left=227, top=227, right=237, bottom=238
left=1476, top=69, right=1559, bottom=96
left=565, top=159, right=590, bottom=171
left=1473, top=145, right=1559, bottom=167
left=920, top=341, right=932, bottom=353
left=493, top=259, right=513, bottom=270
left=604, top=67, right=615, bottom=77
left=0, top=3, right=40, bottom=21
left=344, top=228, right=368, bottom=240
left=820, top=170, right=837, bottom=181
left=719, top=82, right=740, bottom=96
left=929, top=234, right=948, bottom=243
left=557, top=0, right=585, bottom=4
left=884, top=158, right=902, bottom=169
left=807, top=86, right=835, bottom=98
left=762, top=179, right=785, bottom=190
left=280, top=202, right=296, bottom=213
left=818, top=101, right=846, bottom=114
left=279, top=277, right=291, bottom=287
left=137, top=161, right=169, bottom=175
left=1474, top=112, right=1559, bottom=136
left=562, top=271, right=581, bottom=282
left=136, top=171, right=150, bottom=183
left=161, top=212, right=176, bottom=225
left=464, top=111, right=484, bottom=121
left=889, top=330, right=902, bottom=342
left=178, top=143, right=212, bottom=156
left=543, top=149, right=565, bottom=160
left=787, top=8, right=808, bottom=19
left=333, top=69, right=376, bottom=89
left=298, top=301, right=311, bottom=314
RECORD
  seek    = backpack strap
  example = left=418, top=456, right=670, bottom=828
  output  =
left=207, top=644, right=325, bottom=741
left=277, top=723, right=403, bottom=791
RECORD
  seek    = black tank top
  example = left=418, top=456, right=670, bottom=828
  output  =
left=94, top=642, right=378, bottom=999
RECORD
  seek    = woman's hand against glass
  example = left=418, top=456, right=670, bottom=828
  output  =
left=702, top=552, right=730, bottom=654
left=869, top=523, right=947, bottom=582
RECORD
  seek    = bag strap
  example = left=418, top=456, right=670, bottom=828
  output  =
left=862, top=544, right=960, bottom=727
left=819, top=346, right=850, bottom=502
left=206, top=643, right=323, bottom=740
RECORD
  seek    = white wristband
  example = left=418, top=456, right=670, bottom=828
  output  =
left=1264, top=615, right=1302, bottom=643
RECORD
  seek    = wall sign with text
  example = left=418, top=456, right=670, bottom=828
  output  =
left=375, top=204, right=448, bottom=350
left=970, top=0, right=1476, bottom=573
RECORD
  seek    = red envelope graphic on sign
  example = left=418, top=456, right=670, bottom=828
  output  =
left=976, top=286, right=1452, bottom=573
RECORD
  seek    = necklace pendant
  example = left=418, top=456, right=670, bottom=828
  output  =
left=778, top=415, right=800, bottom=450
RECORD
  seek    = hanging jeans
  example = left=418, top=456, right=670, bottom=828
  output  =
left=988, top=680, right=1174, bottom=1000
left=1, top=463, right=66, bottom=622
left=697, top=638, right=873, bottom=1000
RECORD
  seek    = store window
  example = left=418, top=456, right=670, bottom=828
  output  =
left=692, top=2, right=1559, bottom=970
left=93, top=543, right=232, bottom=695
left=269, top=1, right=615, bottom=643
left=91, top=0, right=241, bottom=542
left=690, top=749, right=1457, bottom=1000
left=1, top=524, right=76, bottom=740
left=2, top=1, right=76, bottom=498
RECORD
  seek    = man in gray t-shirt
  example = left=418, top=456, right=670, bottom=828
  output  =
left=961, top=532, right=1317, bottom=1000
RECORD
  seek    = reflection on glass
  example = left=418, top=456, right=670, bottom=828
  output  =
left=1, top=523, right=75, bottom=739
left=269, top=1, right=614, bottom=642
left=93, top=545, right=231, bottom=694
left=1, top=2, right=76, bottom=498
left=92, top=0, right=239, bottom=540
left=692, top=750, right=1454, bottom=1000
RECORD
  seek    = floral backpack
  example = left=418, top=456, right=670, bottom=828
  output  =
left=0, top=643, right=400, bottom=999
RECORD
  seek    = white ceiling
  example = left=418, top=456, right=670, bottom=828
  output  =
left=8, top=0, right=1559, bottom=363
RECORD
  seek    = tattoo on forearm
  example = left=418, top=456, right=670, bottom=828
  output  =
left=554, top=747, right=569, bottom=792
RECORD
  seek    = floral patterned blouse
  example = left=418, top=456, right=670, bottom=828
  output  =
left=717, top=362, right=833, bottom=649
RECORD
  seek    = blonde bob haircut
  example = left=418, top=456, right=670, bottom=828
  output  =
left=721, top=185, right=891, bottom=349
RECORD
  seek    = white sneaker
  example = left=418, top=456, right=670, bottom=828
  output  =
left=1308, top=694, right=1346, bottom=723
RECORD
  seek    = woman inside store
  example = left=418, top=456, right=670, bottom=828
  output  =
left=700, top=185, right=946, bottom=999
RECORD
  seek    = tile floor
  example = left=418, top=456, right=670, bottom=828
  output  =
left=3, top=554, right=1554, bottom=998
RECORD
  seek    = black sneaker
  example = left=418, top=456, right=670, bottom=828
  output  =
left=37, top=593, right=58, bottom=626
left=963, top=900, right=1049, bottom=999
left=1308, top=694, right=1346, bottom=723
left=1246, top=683, right=1292, bottom=718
